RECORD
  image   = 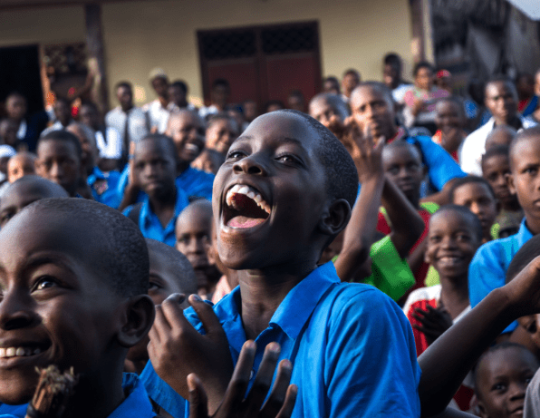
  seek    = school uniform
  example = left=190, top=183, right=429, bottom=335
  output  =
left=116, top=166, right=214, bottom=203
left=0, top=373, right=155, bottom=418
left=105, top=106, right=150, bottom=146
left=460, top=116, right=538, bottom=176
left=122, top=186, right=190, bottom=247
left=141, top=262, right=422, bottom=418
left=469, top=219, right=533, bottom=333
left=88, top=167, right=122, bottom=209
left=143, top=99, right=170, bottom=134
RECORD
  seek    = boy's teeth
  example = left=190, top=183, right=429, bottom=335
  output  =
left=0, top=346, right=43, bottom=358
left=225, top=184, right=271, bottom=214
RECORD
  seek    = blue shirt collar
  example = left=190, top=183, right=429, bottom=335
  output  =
left=215, top=262, right=339, bottom=346
left=140, top=187, right=188, bottom=229
left=108, top=373, right=154, bottom=418
left=518, top=218, right=534, bottom=247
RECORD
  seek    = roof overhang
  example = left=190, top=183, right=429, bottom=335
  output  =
left=506, top=0, right=540, bottom=20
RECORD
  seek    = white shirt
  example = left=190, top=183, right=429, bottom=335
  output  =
left=460, top=116, right=538, bottom=175
left=199, top=104, right=219, bottom=119
left=105, top=106, right=149, bottom=145
left=392, top=83, right=412, bottom=104
left=16, top=120, right=27, bottom=140
left=95, top=127, right=122, bottom=159
left=143, top=99, right=170, bottom=134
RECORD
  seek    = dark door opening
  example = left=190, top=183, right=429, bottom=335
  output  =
left=0, top=44, right=44, bottom=116
left=198, top=21, right=321, bottom=112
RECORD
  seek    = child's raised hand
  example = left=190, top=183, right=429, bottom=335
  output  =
left=343, top=120, right=385, bottom=183
left=188, top=341, right=298, bottom=418
left=413, top=305, right=453, bottom=346
left=148, top=293, right=234, bottom=415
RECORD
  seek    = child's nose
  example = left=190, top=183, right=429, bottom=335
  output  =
left=233, top=155, right=266, bottom=176
left=0, top=290, right=38, bottom=331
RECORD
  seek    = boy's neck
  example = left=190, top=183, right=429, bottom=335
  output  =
left=438, top=274, right=470, bottom=320
left=525, top=217, right=540, bottom=235
left=238, top=262, right=317, bottom=340
left=149, top=188, right=177, bottom=227
left=63, top=365, right=125, bottom=418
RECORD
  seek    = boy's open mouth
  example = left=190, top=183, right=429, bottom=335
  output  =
left=223, top=184, right=271, bottom=229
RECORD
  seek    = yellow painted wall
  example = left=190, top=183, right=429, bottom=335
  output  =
left=0, top=0, right=415, bottom=107
left=102, top=0, right=415, bottom=105
left=0, top=6, right=85, bottom=47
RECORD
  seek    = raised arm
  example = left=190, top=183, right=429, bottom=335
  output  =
left=334, top=125, right=385, bottom=282
left=381, top=177, right=425, bottom=258
left=418, top=256, right=540, bottom=417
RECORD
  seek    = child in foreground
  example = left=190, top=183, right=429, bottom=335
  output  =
left=473, top=343, right=539, bottom=418
left=141, top=110, right=421, bottom=417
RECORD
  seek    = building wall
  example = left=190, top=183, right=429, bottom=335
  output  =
left=0, top=0, right=414, bottom=107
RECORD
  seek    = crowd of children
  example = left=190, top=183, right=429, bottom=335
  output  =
left=2, top=54, right=540, bottom=418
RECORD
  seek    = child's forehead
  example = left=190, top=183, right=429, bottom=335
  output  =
left=383, top=143, right=420, bottom=163
left=38, top=140, right=76, bottom=155
left=240, top=113, right=318, bottom=151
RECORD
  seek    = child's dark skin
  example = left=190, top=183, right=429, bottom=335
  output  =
left=475, top=346, right=539, bottom=418
left=0, top=176, right=68, bottom=228
left=35, top=139, right=82, bottom=197
left=175, top=200, right=221, bottom=296
left=452, top=182, right=498, bottom=242
left=485, top=126, right=517, bottom=151
left=485, top=81, right=522, bottom=131
left=414, top=210, right=480, bottom=344
left=482, top=153, right=521, bottom=213
left=133, top=137, right=178, bottom=228
left=434, top=100, right=466, bottom=157
left=0, top=203, right=154, bottom=418
left=148, top=111, right=352, bottom=414
left=508, top=132, right=540, bottom=235
left=126, top=240, right=196, bottom=374
left=54, top=99, right=72, bottom=127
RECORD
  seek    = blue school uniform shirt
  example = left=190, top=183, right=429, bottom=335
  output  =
left=405, top=134, right=466, bottom=192
left=0, top=373, right=154, bottom=418
left=469, top=219, right=534, bottom=332
left=122, top=186, right=190, bottom=247
left=88, top=167, right=122, bottom=209
left=117, top=165, right=214, bottom=202
left=141, top=262, right=421, bottom=418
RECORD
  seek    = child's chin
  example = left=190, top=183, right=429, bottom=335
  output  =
left=0, top=377, right=36, bottom=406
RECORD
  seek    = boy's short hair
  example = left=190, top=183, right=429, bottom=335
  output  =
left=39, top=130, right=83, bottom=160
left=323, top=76, right=339, bottom=85
left=413, top=61, right=434, bottom=77
left=171, top=80, right=188, bottom=94
left=281, top=109, right=358, bottom=209
left=482, top=144, right=510, bottom=164
left=434, top=204, right=484, bottom=243
left=473, top=342, right=535, bottom=392
left=383, top=138, right=424, bottom=166
left=437, top=96, right=465, bottom=115
left=343, top=68, right=360, bottom=78
left=383, top=53, right=402, bottom=70
left=448, top=176, right=497, bottom=203
left=207, top=113, right=239, bottom=131
left=24, top=198, right=149, bottom=296
left=115, top=81, right=133, bottom=91
left=356, top=81, right=394, bottom=105
left=138, top=133, right=178, bottom=160
left=505, top=234, right=540, bottom=283
left=145, top=238, right=197, bottom=293
left=310, top=93, right=350, bottom=120
left=509, top=126, right=540, bottom=168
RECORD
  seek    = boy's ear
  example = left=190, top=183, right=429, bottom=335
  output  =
left=476, top=399, right=488, bottom=418
left=117, top=295, right=155, bottom=348
left=506, top=173, right=516, bottom=195
left=318, top=198, right=351, bottom=237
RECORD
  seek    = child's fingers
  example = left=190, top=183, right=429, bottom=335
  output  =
left=220, top=340, right=257, bottom=414
left=260, top=359, right=293, bottom=418
left=152, top=304, right=172, bottom=339
left=188, top=373, right=209, bottom=418
left=275, top=385, right=298, bottom=418
left=160, top=293, right=190, bottom=330
left=188, top=294, right=226, bottom=341
left=243, top=342, right=281, bottom=417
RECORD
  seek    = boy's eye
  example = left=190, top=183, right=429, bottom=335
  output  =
left=429, top=235, right=442, bottom=243
left=492, top=382, right=507, bottom=392
left=226, top=150, right=245, bottom=160
left=457, top=234, right=471, bottom=242
left=148, top=281, right=161, bottom=291
left=33, top=277, right=57, bottom=292
left=276, top=154, right=298, bottom=165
